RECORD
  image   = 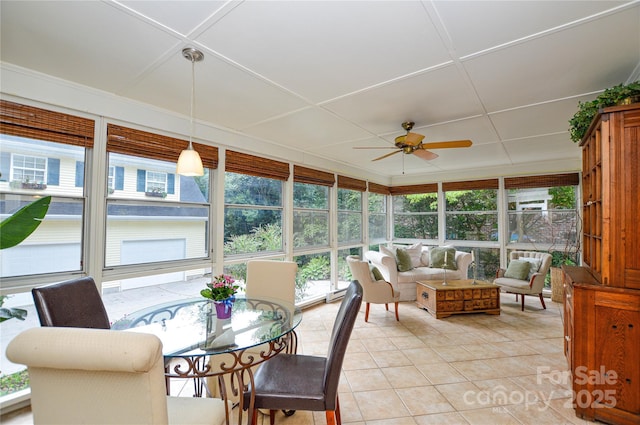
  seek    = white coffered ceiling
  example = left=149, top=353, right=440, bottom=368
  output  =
left=1, top=1, right=639, bottom=183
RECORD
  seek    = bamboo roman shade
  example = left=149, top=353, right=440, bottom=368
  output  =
left=293, top=165, right=335, bottom=186
left=107, top=124, right=218, bottom=169
left=337, top=175, right=366, bottom=191
left=389, top=183, right=437, bottom=195
left=368, top=182, right=391, bottom=195
left=442, top=178, right=499, bottom=191
left=226, top=150, right=290, bottom=181
left=504, top=173, right=579, bottom=188
left=0, top=100, right=94, bottom=147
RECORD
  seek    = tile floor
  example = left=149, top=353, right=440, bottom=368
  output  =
left=1, top=294, right=595, bottom=425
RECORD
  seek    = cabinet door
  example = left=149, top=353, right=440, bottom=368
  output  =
left=620, top=108, right=640, bottom=289
left=593, top=292, right=640, bottom=418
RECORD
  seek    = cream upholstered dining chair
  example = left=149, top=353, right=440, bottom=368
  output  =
left=346, top=255, right=400, bottom=322
left=207, top=260, right=299, bottom=404
left=6, top=327, right=227, bottom=425
left=244, top=259, right=298, bottom=305
left=494, top=251, right=553, bottom=311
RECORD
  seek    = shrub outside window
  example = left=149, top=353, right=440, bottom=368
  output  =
left=224, top=172, right=283, bottom=256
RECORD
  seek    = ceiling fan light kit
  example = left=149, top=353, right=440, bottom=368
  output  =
left=355, top=121, right=473, bottom=162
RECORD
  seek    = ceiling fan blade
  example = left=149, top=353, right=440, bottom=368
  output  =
left=353, top=146, right=396, bottom=149
left=420, top=140, right=472, bottom=149
left=404, top=132, right=425, bottom=146
left=372, top=150, right=401, bottom=161
left=413, top=149, right=438, bottom=161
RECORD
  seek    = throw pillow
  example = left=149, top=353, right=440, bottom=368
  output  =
left=404, top=242, right=423, bottom=268
left=380, top=245, right=396, bottom=258
left=519, top=257, right=542, bottom=281
left=504, top=260, right=531, bottom=280
left=396, top=247, right=414, bottom=272
left=370, top=265, right=384, bottom=281
left=429, top=246, right=457, bottom=270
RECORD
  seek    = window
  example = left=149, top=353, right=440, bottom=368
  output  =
left=443, top=179, right=499, bottom=241
left=105, top=124, right=215, bottom=268
left=337, top=188, right=362, bottom=245
left=293, top=182, right=329, bottom=249
left=368, top=185, right=388, bottom=243
left=224, top=172, right=284, bottom=256
left=145, top=170, right=167, bottom=194
left=108, top=165, right=115, bottom=191
left=11, top=153, right=47, bottom=186
left=1, top=101, right=93, bottom=282
left=393, top=192, right=438, bottom=240
left=336, top=176, right=365, bottom=246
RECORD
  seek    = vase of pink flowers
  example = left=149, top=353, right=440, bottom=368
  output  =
left=201, top=274, right=239, bottom=319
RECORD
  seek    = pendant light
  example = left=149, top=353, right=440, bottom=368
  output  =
left=176, top=47, right=204, bottom=176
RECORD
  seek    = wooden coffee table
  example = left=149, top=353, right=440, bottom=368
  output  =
left=416, top=279, right=500, bottom=319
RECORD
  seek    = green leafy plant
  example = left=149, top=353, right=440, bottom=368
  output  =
left=569, top=81, right=640, bottom=143
left=200, top=274, right=239, bottom=301
left=0, top=196, right=51, bottom=250
left=0, top=195, right=51, bottom=322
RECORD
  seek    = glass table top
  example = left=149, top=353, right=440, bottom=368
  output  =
left=112, top=296, right=302, bottom=358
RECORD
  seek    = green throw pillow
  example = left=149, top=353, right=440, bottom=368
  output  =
left=429, top=247, right=457, bottom=270
left=504, top=260, right=531, bottom=280
left=396, top=248, right=414, bottom=272
left=370, top=265, right=384, bottom=281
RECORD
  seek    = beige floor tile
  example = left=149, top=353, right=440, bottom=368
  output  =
left=360, top=336, right=398, bottom=352
left=337, top=391, right=363, bottom=423
left=417, top=363, right=468, bottom=385
left=450, top=359, right=503, bottom=381
left=401, top=347, right=446, bottom=365
left=434, top=381, right=483, bottom=411
left=344, top=368, right=391, bottom=392
left=342, top=351, right=379, bottom=370
left=458, top=406, right=521, bottom=424
left=505, top=400, right=576, bottom=425
left=546, top=397, right=594, bottom=424
left=413, top=411, right=470, bottom=425
left=353, top=389, right=411, bottom=421
left=396, top=385, right=455, bottom=416
left=493, top=340, right=540, bottom=356
left=459, top=342, right=506, bottom=359
left=381, top=365, right=433, bottom=389
left=431, top=345, right=478, bottom=362
left=388, top=335, right=427, bottom=350
left=370, top=349, right=413, bottom=368
left=364, top=417, right=418, bottom=425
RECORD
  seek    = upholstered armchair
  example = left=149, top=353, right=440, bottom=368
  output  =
left=494, top=251, right=552, bottom=311
left=346, top=255, right=400, bottom=322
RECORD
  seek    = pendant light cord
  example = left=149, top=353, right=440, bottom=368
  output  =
left=189, top=57, right=195, bottom=149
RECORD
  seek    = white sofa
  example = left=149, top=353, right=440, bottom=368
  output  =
left=365, top=245, right=472, bottom=301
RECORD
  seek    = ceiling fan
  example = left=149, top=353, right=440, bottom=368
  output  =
left=354, top=121, right=472, bottom=162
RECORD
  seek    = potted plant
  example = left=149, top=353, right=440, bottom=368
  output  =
left=200, top=274, right=239, bottom=319
left=569, top=81, right=640, bottom=143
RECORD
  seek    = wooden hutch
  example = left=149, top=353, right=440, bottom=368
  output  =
left=563, top=103, right=640, bottom=425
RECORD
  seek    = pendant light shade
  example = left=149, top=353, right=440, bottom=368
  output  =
left=176, top=147, right=204, bottom=176
left=177, top=47, right=205, bottom=176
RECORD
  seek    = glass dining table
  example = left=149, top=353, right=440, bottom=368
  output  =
left=111, top=295, right=302, bottom=424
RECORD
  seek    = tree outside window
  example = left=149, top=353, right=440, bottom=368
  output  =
left=337, top=188, right=362, bottom=245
